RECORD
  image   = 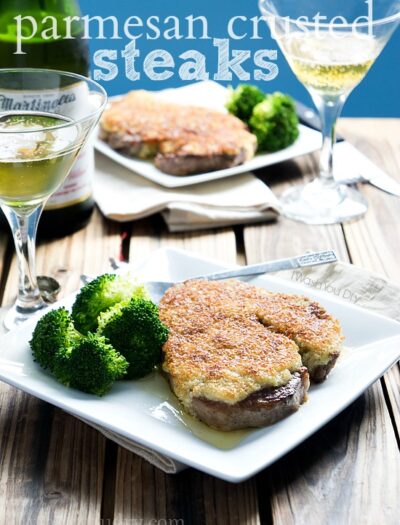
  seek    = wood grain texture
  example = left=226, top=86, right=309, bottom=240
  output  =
left=338, top=118, right=400, bottom=449
left=112, top=218, right=260, bottom=525
left=129, top=216, right=237, bottom=265
left=338, top=120, right=400, bottom=280
left=260, top=383, right=400, bottom=525
left=244, top=218, right=348, bottom=266
left=0, top=209, right=123, bottom=524
left=244, top=153, right=349, bottom=265
left=114, top=452, right=260, bottom=525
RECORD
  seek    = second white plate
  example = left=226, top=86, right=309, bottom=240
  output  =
left=95, top=81, right=321, bottom=188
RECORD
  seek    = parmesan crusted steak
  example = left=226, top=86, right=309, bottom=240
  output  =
left=158, top=280, right=344, bottom=431
left=100, top=91, right=257, bottom=175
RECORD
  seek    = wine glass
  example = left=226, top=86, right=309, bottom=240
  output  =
left=0, top=68, right=107, bottom=330
left=259, top=0, right=400, bottom=224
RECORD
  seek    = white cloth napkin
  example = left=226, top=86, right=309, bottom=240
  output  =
left=94, top=153, right=280, bottom=232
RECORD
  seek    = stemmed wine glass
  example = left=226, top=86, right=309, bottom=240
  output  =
left=0, top=69, right=107, bottom=330
left=259, top=0, right=400, bottom=224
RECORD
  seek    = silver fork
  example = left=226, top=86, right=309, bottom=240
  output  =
left=106, top=250, right=337, bottom=302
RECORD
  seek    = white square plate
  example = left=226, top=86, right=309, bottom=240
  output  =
left=95, top=81, right=321, bottom=188
left=0, top=248, right=399, bottom=483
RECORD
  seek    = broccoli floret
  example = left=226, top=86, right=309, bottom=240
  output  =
left=30, top=307, right=128, bottom=396
left=30, top=307, right=80, bottom=372
left=97, top=297, right=169, bottom=380
left=54, top=333, right=128, bottom=396
left=226, top=84, right=266, bottom=123
left=72, top=273, right=148, bottom=335
left=249, top=92, right=299, bottom=152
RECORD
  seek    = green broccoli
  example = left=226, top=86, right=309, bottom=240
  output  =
left=226, top=84, right=266, bottom=123
left=249, top=92, right=299, bottom=152
left=30, top=307, right=80, bottom=372
left=55, top=333, right=128, bottom=396
left=72, top=273, right=148, bottom=335
left=30, top=307, right=128, bottom=396
left=97, top=297, right=169, bottom=380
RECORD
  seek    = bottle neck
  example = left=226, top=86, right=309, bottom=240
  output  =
left=0, top=0, right=88, bottom=74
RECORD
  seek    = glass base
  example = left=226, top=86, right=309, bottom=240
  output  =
left=279, top=179, right=368, bottom=225
left=3, top=301, right=46, bottom=332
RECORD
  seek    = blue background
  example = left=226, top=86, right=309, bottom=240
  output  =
left=80, top=0, right=400, bottom=117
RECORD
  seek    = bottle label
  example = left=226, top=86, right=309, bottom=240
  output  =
left=0, top=81, right=90, bottom=119
left=0, top=81, right=93, bottom=209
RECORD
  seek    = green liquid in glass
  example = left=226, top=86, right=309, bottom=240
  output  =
left=0, top=112, right=79, bottom=209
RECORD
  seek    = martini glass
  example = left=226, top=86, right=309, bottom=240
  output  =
left=259, top=0, right=400, bottom=224
left=0, top=69, right=107, bottom=330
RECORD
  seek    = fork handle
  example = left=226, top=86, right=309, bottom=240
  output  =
left=202, top=251, right=337, bottom=281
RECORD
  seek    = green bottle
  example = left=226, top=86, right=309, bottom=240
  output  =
left=0, top=0, right=94, bottom=237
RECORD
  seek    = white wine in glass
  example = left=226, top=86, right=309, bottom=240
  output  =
left=0, top=113, right=78, bottom=207
left=259, top=0, right=400, bottom=224
left=0, top=69, right=107, bottom=330
left=281, top=32, right=380, bottom=95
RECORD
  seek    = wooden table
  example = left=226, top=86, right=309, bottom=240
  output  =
left=0, top=119, right=399, bottom=525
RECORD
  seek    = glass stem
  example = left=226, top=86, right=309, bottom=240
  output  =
left=2, top=204, right=45, bottom=314
left=312, top=94, right=346, bottom=185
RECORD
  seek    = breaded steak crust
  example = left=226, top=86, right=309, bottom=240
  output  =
left=100, top=91, right=257, bottom=175
left=159, top=280, right=344, bottom=429
left=163, top=316, right=303, bottom=409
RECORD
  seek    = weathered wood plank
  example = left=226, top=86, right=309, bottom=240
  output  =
left=129, top=216, right=238, bottom=265
left=114, top=452, right=261, bottom=525
left=244, top=218, right=348, bottom=265
left=112, top=219, right=260, bottom=525
left=0, top=209, right=123, bottom=524
left=242, top=131, right=400, bottom=525
left=114, top=432, right=261, bottom=525
left=338, top=118, right=400, bottom=445
left=339, top=119, right=400, bottom=279
left=244, top=153, right=349, bottom=264
left=260, top=383, right=400, bottom=525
